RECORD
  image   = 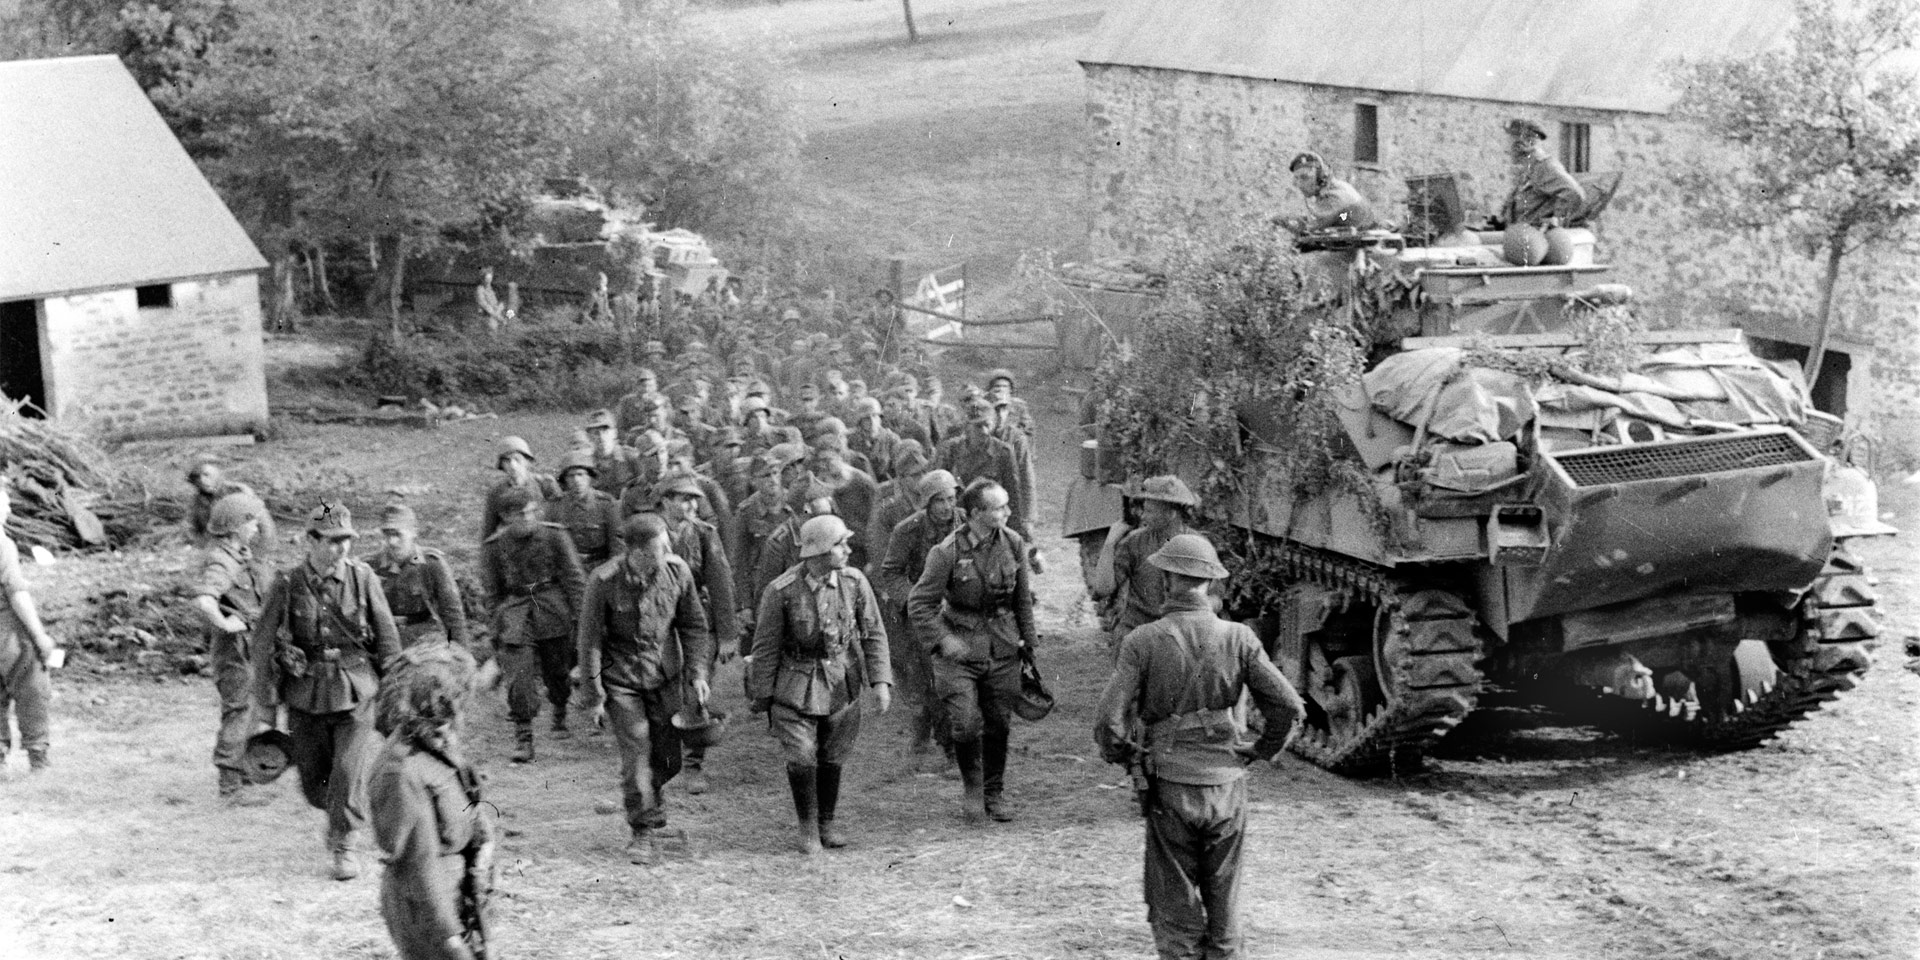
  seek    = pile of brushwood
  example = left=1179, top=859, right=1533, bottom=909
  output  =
left=0, top=399, right=181, bottom=551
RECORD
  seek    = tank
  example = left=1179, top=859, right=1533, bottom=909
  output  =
left=1092, top=183, right=1893, bottom=776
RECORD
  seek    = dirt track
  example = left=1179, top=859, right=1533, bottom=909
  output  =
left=2, top=375, right=1917, bottom=960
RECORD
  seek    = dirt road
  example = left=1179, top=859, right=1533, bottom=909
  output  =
left=2, top=376, right=1916, bottom=960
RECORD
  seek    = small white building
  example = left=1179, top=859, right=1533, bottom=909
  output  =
left=1, top=55, right=270, bottom=440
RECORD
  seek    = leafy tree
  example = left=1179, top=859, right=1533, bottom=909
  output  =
left=1671, top=0, right=1920, bottom=384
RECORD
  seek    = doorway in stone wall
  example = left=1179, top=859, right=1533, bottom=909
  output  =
left=0, top=299, right=47, bottom=415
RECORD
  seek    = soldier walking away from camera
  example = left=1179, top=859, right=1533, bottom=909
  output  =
left=188, top=491, right=273, bottom=804
left=371, top=504, right=473, bottom=653
left=878, top=469, right=961, bottom=761
left=908, top=479, right=1037, bottom=823
left=480, top=437, right=561, bottom=543
left=749, top=515, right=892, bottom=854
left=186, top=462, right=278, bottom=553
left=253, top=503, right=402, bottom=880
left=481, top=487, right=586, bottom=762
left=1095, top=534, right=1305, bottom=960
left=576, top=513, right=713, bottom=865
left=550, top=452, right=625, bottom=571
left=370, top=643, right=496, bottom=960
left=0, top=485, right=65, bottom=773
left=654, top=470, right=737, bottom=795
left=1103, top=476, right=1202, bottom=646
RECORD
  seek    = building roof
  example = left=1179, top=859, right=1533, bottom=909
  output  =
left=0, top=55, right=266, bottom=302
left=1078, top=0, right=1799, bottom=114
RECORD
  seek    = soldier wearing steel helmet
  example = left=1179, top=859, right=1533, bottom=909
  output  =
left=185, top=462, right=278, bottom=554
left=369, top=503, right=473, bottom=655
left=749, top=514, right=892, bottom=854
left=575, top=512, right=713, bottom=865
left=752, top=475, right=839, bottom=608
left=846, top=396, right=901, bottom=484
left=1094, top=533, right=1305, bottom=960
left=480, top=485, right=586, bottom=763
left=878, top=468, right=962, bottom=760
left=1102, top=476, right=1204, bottom=645
left=549, top=451, right=625, bottom=571
left=652, top=469, right=738, bottom=795
left=187, top=490, right=273, bottom=805
left=480, top=436, right=561, bottom=543
left=252, top=502, right=402, bottom=880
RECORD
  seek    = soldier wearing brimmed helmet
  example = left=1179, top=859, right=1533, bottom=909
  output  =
left=651, top=469, right=738, bottom=796
left=187, top=489, right=272, bottom=805
left=749, top=514, right=892, bottom=855
left=908, top=478, right=1038, bottom=824
left=480, top=436, right=561, bottom=543
left=252, top=502, right=402, bottom=881
left=369, top=503, right=473, bottom=654
left=480, top=485, right=586, bottom=763
left=186, top=461, right=278, bottom=554
left=1100, top=475, right=1203, bottom=645
left=576, top=512, right=714, bottom=865
left=935, top=396, right=1032, bottom=541
left=878, top=468, right=962, bottom=760
left=1094, top=533, right=1305, bottom=960
left=548, top=451, right=624, bottom=571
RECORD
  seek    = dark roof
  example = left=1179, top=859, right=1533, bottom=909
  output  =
left=1078, top=0, right=1799, bottom=114
left=0, top=55, right=266, bottom=301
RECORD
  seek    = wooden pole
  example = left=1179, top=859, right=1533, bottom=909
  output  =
left=901, top=0, right=919, bottom=43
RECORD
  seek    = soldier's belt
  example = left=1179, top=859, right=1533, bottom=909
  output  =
left=505, top=579, right=555, bottom=597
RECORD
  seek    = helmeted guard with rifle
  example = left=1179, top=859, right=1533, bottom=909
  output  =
left=1093, top=533, right=1305, bottom=960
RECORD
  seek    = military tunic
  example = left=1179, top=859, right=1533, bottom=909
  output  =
left=479, top=522, right=586, bottom=723
left=879, top=508, right=959, bottom=749
left=189, top=540, right=267, bottom=774
left=935, top=433, right=1030, bottom=538
left=591, top=446, right=645, bottom=499
left=907, top=524, right=1036, bottom=744
left=369, top=738, right=493, bottom=960
left=370, top=547, right=471, bottom=650
left=549, top=489, right=625, bottom=569
left=0, top=530, right=52, bottom=758
left=749, top=565, right=891, bottom=766
left=1111, top=521, right=1198, bottom=639
left=479, top=474, right=561, bottom=542
left=188, top=480, right=278, bottom=554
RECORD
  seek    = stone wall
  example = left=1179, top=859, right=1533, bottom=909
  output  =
left=1084, top=64, right=1920, bottom=459
left=40, top=271, right=269, bottom=440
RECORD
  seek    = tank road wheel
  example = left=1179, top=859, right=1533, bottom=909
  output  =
left=1278, top=548, right=1486, bottom=776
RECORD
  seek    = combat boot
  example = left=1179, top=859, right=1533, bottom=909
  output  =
left=816, top=762, right=847, bottom=849
left=331, top=846, right=360, bottom=881
left=625, top=829, right=659, bottom=866
left=954, top=741, right=986, bottom=824
left=218, top=768, right=270, bottom=807
left=682, top=758, right=709, bottom=796
left=786, top=764, right=822, bottom=855
left=982, top=730, right=1014, bottom=822
left=26, top=748, right=49, bottom=772
left=511, top=722, right=536, bottom=764
left=551, top=708, right=572, bottom=740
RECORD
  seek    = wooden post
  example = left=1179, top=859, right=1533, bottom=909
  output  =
left=889, top=257, right=906, bottom=305
left=901, top=0, right=919, bottom=43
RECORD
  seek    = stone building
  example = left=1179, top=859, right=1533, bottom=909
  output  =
left=1, top=55, right=270, bottom=441
left=1077, top=0, right=1920, bottom=437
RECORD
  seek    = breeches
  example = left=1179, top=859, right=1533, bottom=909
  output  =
left=287, top=701, right=380, bottom=845
left=1145, top=778, right=1249, bottom=960
left=603, top=683, right=683, bottom=831
left=931, top=653, right=1018, bottom=745
left=768, top=700, right=863, bottom=767
left=501, top=635, right=573, bottom=722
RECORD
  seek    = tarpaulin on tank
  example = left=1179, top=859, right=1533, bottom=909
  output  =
left=1364, top=348, right=1537, bottom=443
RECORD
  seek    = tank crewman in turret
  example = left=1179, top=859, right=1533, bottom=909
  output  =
left=908, top=479, right=1038, bottom=823
left=614, top=368, right=663, bottom=437
left=1501, top=118, right=1585, bottom=228
left=749, top=514, right=892, bottom=855
left=846, top=397, right=901, bottom=485
left=186, top=462, right=278, bottom=554
left=653, top=470, right=738, bottom=796
left=1101, top=476, right=1203, bottom=648
left=1094, top=533, right=1305, bottom=960
left=936, top=397, right=1031, bottom=540
left=369, top=503, right=472, bottom=656
left=585, top=409, right=644, bottom=498
left=879, top=469, right=961, bottom=760
left=252, top=502, right=402, bottom=881
left=576, top=512, right=713, bottom=865
left=187, top=490, right=273, bottom=805
left=550, top=451, right=625, bottom=572
left=1273, top=151, right=1378, bottom=234
left=480, top=437, right=561, bottom=543
left=480, top=486, right=586, bottom=763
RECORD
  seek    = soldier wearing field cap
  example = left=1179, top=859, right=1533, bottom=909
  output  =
left=615, top=369, right=663, bottom=437
left=480, top=436, right=560, bottom=543
left=1095, top=533, right=1305, bottom=960
left=653, top=469, right=738, bottom=795
left=480, top=486, right=586, bottom=762
left=187, top=490, right=273, bottom=805
left=368, top=504, right=467, bottom=652
left=935, top=397, right=1030, bottom=539
left=730, top=452, right=795, bottom=629
left=1102, top=475, right=1202, bottom=643
left=1502, top=117, right=1586, bottom=229
left=253, top=502, right=402, bottom=880
left=749, top=514, right=892, bottom=854
left=864, top=441, right=931, bottom=575
left=879, top=468, right=962, bottom=759
left=550, top=451, right=625, bottom=571
left=585, top=409, right=644, bottom=498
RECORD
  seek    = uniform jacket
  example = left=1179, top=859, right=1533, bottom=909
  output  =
left=1503, top=154, right=1587, bottom=227
left=591, top=446, right=645, bottom=499
left=252, top=557, right=402, bottom=714
left=665, top=516, right=738, bottom=653
left=749, top=565, right=891, bottom=715
left=1111, top=521, right=1196, bottom=636
left=480, top=474, right=561, bottom=542
left=0, top=533, right=25, bottom=646
left=191, top=540, right=267, bottom=626
left=189, top=481, right=279, bottom=553
left=549, top=489, right=625, bottom=566
left=935, top=432, right=1029, bottom=537
left=848, top=424, right=901, bottom=483
left=577, top=552, right=712, bottom=696
left=863, top=483, right=919, bottom=586
left=730, top=490, right=790, bottom=608
left=751, top=517, right=805, bottom=611
left=817, top=466, right=878, bottom=567
left=878, top=508, right=958, bottom=604
left=883, top=412, right=932, bottom=451
left=370, top=546, right=470, bottom=648
left=1095, top=593, right=1305, bottom=785
left=907, top=524, right=1037, bottom=662
left=368, top=738, right=493, bottom=949
left=479, top=523, right=585, bottom=644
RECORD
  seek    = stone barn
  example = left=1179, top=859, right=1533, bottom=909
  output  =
left=1077, top=0, right=1920, bottom=434
left=1, top=55, right=270, bottom=441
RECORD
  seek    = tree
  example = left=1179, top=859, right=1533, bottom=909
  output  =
left=1671, top=0, right=1920, bottom=385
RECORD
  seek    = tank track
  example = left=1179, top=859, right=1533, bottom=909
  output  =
left=1572, top=547, right=1877, bottom=748
left=1275, top=544, right=1486, bottom=775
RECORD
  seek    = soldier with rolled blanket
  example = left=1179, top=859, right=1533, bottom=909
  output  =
left=878, top=469, right=962, bottom=760
left=653, top=470, right=738, bottom=795
left=1094, top=534, right=1305, bottom=960
left=749, top=515, right=892, bottom=854
left=187, top=491, right=274, bottom=805
left=480, top=486, right=586, bottom=762
left=576, top=513, right=714, bottom=865
left=252, top=502, right=402, bottom=880
left=369, top=643, right=495, bottom=960
left=370, top=503, right=472, bottom=652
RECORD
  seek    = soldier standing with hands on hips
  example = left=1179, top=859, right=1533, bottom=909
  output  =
left=1094, top=533, right=1305, bottom=960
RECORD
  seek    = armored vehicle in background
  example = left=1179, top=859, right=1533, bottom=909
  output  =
left=1090, top=181, right=1893, bottom=776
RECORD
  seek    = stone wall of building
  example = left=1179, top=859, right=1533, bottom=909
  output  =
left=1084, top=64, right=1920, bottom=459
left=40, top=271, right=269, bottom=440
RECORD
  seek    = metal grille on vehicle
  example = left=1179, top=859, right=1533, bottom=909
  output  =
left=1549, top=431, right=1813, bottom=487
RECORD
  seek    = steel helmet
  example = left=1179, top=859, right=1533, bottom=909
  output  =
left=1126, top=474, right=1200, bottom=508
left=558, top=449, right=598, bottom=479
left=495, top=436, right=535, bottom=468
left=206, top=492, right=265, bottom=537
left=918, top=469, right=960, bottom=505
left=1147, top=533, right=1230, bottom=580
left=240, top=729, right=296, bottom=784
left=798, top=514, right=853, bottom=558
left=984, top=368, right=1016, bottom=390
